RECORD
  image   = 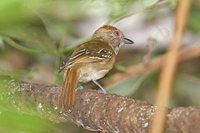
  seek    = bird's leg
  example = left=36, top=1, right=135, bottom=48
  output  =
left=77, top=82, right=84, bottom=90
left=92, top=80, right=107, bottom=93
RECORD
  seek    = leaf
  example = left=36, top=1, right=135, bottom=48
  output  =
left=107, top=0, right=135, bottom=22
left=115, top=64, right=126, bottom=72
left=142, top=0, right=159, bottom=7
left=0, top=68, right=38, bottom=80
left=168, top=0, right=177, bottom=7
left=173, top=73, right=200, bottom=107
left=188, top=8, right=200, bottom=33
left=0, top=0, right=32, bottom=28
left=108, top=73, right=150, bottom=96
left=0, top=36, right=5, bottom=51
left=3, top=37, right=41, bottom=54
left=0, top=112, right=53, bottom=133
left=1, top=26, right=58, bottom=56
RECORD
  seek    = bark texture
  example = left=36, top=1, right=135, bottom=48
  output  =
left=0, top=77, right=200, bottom=133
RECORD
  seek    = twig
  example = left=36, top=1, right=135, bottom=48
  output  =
left=105, top=44, right=200, bottom=87
left=143, top=38, right=156, bottom=65
left=151, top=0, right=191, bottom=133
left=0, top=77, right=200, bottom=133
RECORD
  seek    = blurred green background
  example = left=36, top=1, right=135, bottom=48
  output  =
left=0, top=0, right=200, bottom=132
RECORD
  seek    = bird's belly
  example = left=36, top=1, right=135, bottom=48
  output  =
left=79, top=68, right=109, bottom=83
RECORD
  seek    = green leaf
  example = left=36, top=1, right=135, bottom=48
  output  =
left=107, top=0, right=135, bottom=22
left=188, top=8, right=200, bottom=33
left=3, top=37, right=42, bottom=54
left=0, top=69, right=37, bottom=80
left=115, top=64, right=126, bottom=72
left=168, top=0, right=177, bottom=7
left=173, top=73, right=200, bottom=107
left=142, top=0, right=159, bottom=7
left=0, top=112, right=53, bottom=133
left=0, top=0, right=32, bottom=28
left=108, top=73, right=149, bottom=96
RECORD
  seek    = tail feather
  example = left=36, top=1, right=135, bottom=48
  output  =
left=59, top=68, right=78, bottom=110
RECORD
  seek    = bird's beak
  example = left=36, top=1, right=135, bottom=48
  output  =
left=123, top=38, right=134, bottom=44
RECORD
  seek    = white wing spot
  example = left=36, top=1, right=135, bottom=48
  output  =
left=97, top=48, right=105, bottom=53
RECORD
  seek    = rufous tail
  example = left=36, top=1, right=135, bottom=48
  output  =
left=59, top=68, right=78, bottom=111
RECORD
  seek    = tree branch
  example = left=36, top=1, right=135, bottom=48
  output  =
left=105, top=44, right=200, bottom=87
left=151, top=1, right=191, bottom=133
left=0, top=77, right=200, bottom=133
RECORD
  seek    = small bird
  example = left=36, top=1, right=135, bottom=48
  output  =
left=59, top=25, right=133, bottom=110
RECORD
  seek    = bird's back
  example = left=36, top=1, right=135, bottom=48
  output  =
left=65, top=39, right=116, bottom=82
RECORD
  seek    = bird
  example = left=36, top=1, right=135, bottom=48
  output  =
left=59, top=25, right=134, bottom=111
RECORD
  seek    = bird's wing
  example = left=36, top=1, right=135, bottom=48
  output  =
left=60, top=40, right=114, bottom=71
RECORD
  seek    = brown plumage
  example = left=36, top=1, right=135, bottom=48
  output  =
left=59, top=25, right=134, bottom=111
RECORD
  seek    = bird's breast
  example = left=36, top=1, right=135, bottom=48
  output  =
left=78, top=63, right=110, bottom=83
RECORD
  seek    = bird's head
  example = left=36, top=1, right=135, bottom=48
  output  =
left=92, top=25, right=134, bottom=54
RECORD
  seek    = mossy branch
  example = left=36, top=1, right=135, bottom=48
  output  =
left=0, top=77, right=200, bottom=133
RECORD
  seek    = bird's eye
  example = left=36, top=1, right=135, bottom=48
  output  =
left=115, top=31, right=120, bottom=37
